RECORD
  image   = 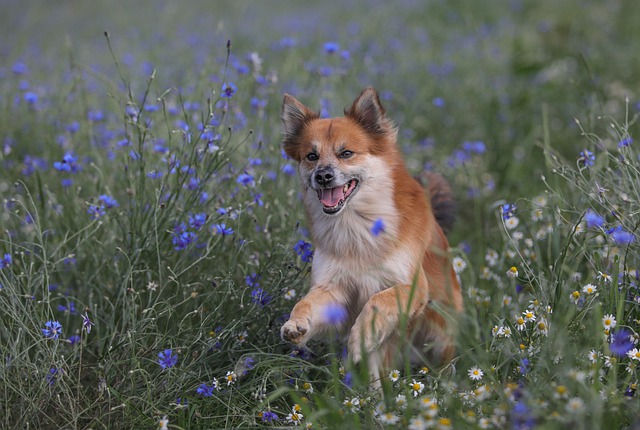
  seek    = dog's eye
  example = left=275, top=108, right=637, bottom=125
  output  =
left=339, top=150, right=354, bottom=159
left=306, top=153, right=318, bottom=161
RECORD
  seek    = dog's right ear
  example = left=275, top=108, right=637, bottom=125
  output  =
left=281, top=94, right=319, bottom=161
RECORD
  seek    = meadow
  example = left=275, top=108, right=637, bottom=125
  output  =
left=1, top=0, right=639, bottom=428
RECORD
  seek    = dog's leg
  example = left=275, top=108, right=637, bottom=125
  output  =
left=281, top=285, right=343, bottom=347
left=348, top=276, right=429, bottom=364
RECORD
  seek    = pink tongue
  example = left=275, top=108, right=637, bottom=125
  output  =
left=319, top=186, right=345, bottom=207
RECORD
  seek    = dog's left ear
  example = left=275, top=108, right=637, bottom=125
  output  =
left=345, top=87, right=396, bottom=139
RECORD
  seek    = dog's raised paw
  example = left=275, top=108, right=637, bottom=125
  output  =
left=281, top=319, right=309, bottom=345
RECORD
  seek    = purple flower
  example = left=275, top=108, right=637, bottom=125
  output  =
left=293, top=240, right=313, bottom=263
left=578, top=149, right=595, bottom=167
left=261, top=411, right=278, bottom=422
left=237, top=172, right=254, bottom=186
left=1, top=253, right=11, bottom=269
left=82, top=312, right=95, bottom=335
left=611, top=227, right=635, bottom=245
left=322, top=303, right=347, bottom=325
left=610, top=328, right=634, bottom=357
left=584, top=209, right=604, bottom=228
left=618, top=137, right=633, bottom=147
left=323, top=42, right=340, bottom=54
left=221, top=82, right=237, bottom=98
left=371, top=218, right=386, bottom=236
left=87, top=205, right=106, bottom=220
left=42, top=320, right=63, bottom=339
left=196, top=383, right=216, bottom=397
left=98, top=194, right=119, bottom=209
left=502, top=203, right=517, bottom=220
left=46, top=367, right=60, bottom=386
left=173, top=231, right=197, bottom=251
left=157, top=349, right=178, bottom=369
left=188, top=213, right=207, bottom=230
left=251, top=288, right=272, bottom=307
left=213, top=223, right=234, bottom=236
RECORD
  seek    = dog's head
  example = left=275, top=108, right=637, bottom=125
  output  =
left=281, top=87, right=397, bottom=215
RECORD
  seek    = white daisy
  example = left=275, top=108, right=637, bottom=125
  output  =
left=602, top=314, right=617, bottom=330
left=452, top=256, right=467, bottom=274
left=388, top=369, right=400, bottom=382
left=468, top=366, right=484, bottom=381
left=582, top=283, right=597, bottom=295
left=409, top=379, right=425, bottom=397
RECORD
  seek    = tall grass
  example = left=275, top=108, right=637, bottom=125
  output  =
left=1, top=1, right=639, bottom=428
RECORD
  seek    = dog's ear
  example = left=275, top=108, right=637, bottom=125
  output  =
left=281, top=94, right=319, bottom=161
left=345, top=87, right=396, bottom=139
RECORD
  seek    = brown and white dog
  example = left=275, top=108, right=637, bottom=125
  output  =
left=280, top=87, right=462, bottom=381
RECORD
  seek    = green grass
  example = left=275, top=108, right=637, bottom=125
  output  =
left=1, top=1, right=640, bottom=428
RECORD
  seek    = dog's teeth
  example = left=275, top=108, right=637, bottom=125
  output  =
left=343, top=184, right=348, bottom=193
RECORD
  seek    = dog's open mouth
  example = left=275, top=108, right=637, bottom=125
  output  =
left=317, top=179, right=359, bottom=214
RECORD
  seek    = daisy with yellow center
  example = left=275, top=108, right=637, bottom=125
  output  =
left=388, top=369, right=400, bottom=382
left=582, top=283, right=597, bottom=295
left=602, top=314, right=617, bottom=330
left=515, top=316, right=526, bottom=331
left=410, top=379, right=425, bottom=397
left=627, top=348, right=640, bottom=361
left=569, top=291, right=581, bottom=304
left=452, top=256, right=467, bottom=274
left=506, top=266, right=518, bottom=278
left=522, top=310, right=536, bottom=322
left=468, top=366, right=484, bottom=381
left=225, top=371, right=237, bottom=386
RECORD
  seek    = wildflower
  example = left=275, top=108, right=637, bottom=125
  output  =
left=158, top=415, right=169, bottom=430
left=370, top=218, right=386, bottom=236
left=284, top=289, right=297, bottom=300
left=82, top=312, right=94, bottom=335
left=506, top=266, right=518, bottom=279
left=602, top=314, right=617, bottom=330
left=554, top=385, right=569, bottom=399
left=410, top=379, right=425, bottom=397
left=236, top=172, right=254, bottom=186
left=251, top=288, right=272, bottom=307
left=221, top=82, right=237, bottom=98
left=452, top=256, right=467, bottom=274
left=419, top=366, right=429, bottom=375
left=515, top=316, right=526, bottom=331
left=582, top=283, right=597, bottom=295
left=468, top=366, right=484, bottom=381
left=98, top=194, right=119, bottom=209
left=379, top=412, right=400, bottom=425
left=42, top=320, right=63, bottom=339
left=611, top=228, right=635, bottom=245
left=225, top=370, right=237, bottom=386
left=343, top=397, right=360, bottom=413
left=501, top=203, right=517, bottom=220
left=437, top=417, right=453, bottom=430
left=321, top=303, right=347, bottom=325
left=188, top=213, right=207, bottom=230
left=157, top=349, right=178, bottom=369
left=87, top=205, right=106, bottom=219
left=409, top=416, right=432, bottom=430
left=505, top=216, right=520, bottom=230
left=627, top=348, right=640, bottom=361
left=597, top=271, right=612, bottom=284
left=1, top=253, right=12, bottom=268
left=213, top=223, right=234, bottom=236
left=535, top=317, right=549, bottom=336
left=569, top=291, right=581, bottom=305
left=286, top=408, right=304, bottom=426
left=293, top=240, right=313, bottom=263
left=388, top=369, right=401, bottom=382
left=260, top=410, right=278, bottom=423
left=584, top=209, right=604, bottom=228
left=302, top=382, right=314, bottom=395
left=618, top=137, right=633, bottom=147
left=522, top=310, right=536, bottom=322
left=196, top=383, right=216, bottom=397
left=588, top=350, right=600, bottom=364
left=565, top=397, right=585, bottom=414
left=485, top=249, right=499, bottom=266
left=323, top=41, right=340, bottom=54
left=395, top=393, right=407, bottom=409
left=578, top=149, right=595, bottom=167
left=46, top=367, right=60, bottom=385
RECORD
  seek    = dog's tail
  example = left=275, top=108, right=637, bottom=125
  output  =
left=417, top=172, right=456, bottom=234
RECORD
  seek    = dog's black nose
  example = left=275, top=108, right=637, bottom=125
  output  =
left=315, top=167, right=334, bottom=185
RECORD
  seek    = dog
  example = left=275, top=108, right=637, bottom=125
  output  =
left=280, top=87, right=463, bottom=382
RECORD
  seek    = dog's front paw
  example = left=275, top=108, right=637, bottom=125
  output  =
left=348, top=311, right=383, bottom=363
left=281, top=318, right=310, bottom=345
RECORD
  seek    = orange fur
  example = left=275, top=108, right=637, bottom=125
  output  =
left=280, top=88, right=462, bottom=382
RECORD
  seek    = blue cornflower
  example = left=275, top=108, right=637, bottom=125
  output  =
left=432, top=97, right=445, bottom=107
left=323, top=41, right=340, bottom=54
left=82, top=312, right=95, bottom=335
left=87, top=205, right=106, bottom=220
left=281, top=164, right=296, bottom=176
left=188, top=213, right=207, bottom=230
left=98, top=194, right=119, bottom=209
left=251, top=288, right=272, bottom=307
left=87, top=110, right=104, bottom=122
left=322, top=303, right=347, bottom=325
left=611, top=227, right=635, bottom=245
left=221, top=82, right=237, bottom=98
left=53, top=153, right=79, bottom=173
left=261, top=411, right=278, bottom=423
left=517, top=358, right=530, bottom=375
left=462, top=140, right=486, bottom=154
left=12, top=61, right=28, bottom=75
left=502, top=203, right=517, bottom=220
left=173, top=231, right=197, bottom=251
left=1, top=253, right=11, bottom=269
left=68, top=335, right=82, bottom=345
left=512, top=400, right=536, bottom=430
left=157, top=349, right=178, bottom=369
left=236, top=172, right=254, bottom=186
left=213, top=223, right=234, bottom=236
left=196, top=383, right=216, bottom=397
left=578, top=149, right=595, bottom=167
left=57, top=301, right=77, bottom=315
left=293, top=240, right=313, bottom=263
left=610, top=328, right=634, bottom=357
left=371, top=218, right=386, bottom=236
left=187, top=177, right=200, bottom=191
left=46, top=367, right=60, bottom=386
left=584, top=209, right=604, bottom=228
left=245, top=273, right=260, bottom=288
left=42, top=320, right=63, bottom=339
left=24, top=92, right=38, bottom=105
left=618, top=137, right=633, bottom=147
